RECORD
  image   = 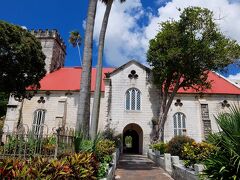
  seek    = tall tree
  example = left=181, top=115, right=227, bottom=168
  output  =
left=77, top=0, right=98, bottom=137
left=147, top=7, right=240, bottom=141
left=0, top=20, right=46, bottom=101
left=90, top=0, right=126, bottom=139
left=69, top=31, right=82, bottom=66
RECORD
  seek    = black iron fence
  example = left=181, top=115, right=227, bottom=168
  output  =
left=0, top=124, right=75, bottom=159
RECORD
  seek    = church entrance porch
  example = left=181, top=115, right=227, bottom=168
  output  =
left=123, top=123, right=143, bottom=154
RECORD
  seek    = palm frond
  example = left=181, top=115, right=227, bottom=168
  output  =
left=100, top=0, right=126, bottom=5
left=69, top=30, right=81, bottom=47
left=204, top=104, right=240, bottom=179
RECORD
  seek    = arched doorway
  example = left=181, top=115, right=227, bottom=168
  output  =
left=123, top=123, right=143, bottom=154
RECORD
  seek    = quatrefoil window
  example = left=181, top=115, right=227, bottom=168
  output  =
left=128, top=70, right=138, bottom=79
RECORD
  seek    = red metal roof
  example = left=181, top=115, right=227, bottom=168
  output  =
left=38, top=68, right=240, bottom=94
left=177, top=71, right=240, bottom=95
left=38, top=67, right=115, bottom=91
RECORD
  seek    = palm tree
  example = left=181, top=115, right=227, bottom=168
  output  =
left=77, top=0, right=98, bottom=137
left=90, top=0, right=126, bottom=139
left=203, top=105, right=240, bottom=179
left=69, top=31, right=82, bottom=66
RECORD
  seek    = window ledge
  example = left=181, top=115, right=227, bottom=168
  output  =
left=124, top=110, right=142, bottom=113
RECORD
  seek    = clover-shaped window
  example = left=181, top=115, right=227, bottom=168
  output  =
left=128, top=70, right=138, bottom=79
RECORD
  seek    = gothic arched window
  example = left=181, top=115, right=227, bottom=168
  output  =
left=173, top=112, right=186, bottom=136
left=125, top=88, right=141, bottom=110
left=32, top=109, right=46, bottom=137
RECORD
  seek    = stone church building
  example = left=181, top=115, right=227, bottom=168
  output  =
left=4, top=30, right=240, bottom=154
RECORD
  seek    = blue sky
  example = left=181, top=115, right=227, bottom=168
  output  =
left=0, top=0, right=154, bottom=67
left=0, top=0, right=88, bottom=67
left=0, top=0, right=240, bottom=78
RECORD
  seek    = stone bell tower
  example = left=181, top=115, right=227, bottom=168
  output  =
left=30, top=29, right=66, bottom=73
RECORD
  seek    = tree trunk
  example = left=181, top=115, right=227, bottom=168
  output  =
left=77, top=44, right=82, bottom=66
left=76, top=0, right=98, bottom=137
left=90, top=0, right=113, bottom=140
left=157, top=76, right=181, bottom=141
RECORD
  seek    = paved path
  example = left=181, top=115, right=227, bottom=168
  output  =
left=114, top=154, right=173, bottom=180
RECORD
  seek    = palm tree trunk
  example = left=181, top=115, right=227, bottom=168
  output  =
left=77, top=44, right=82, bottom=66
left=90, top=0, right=113, bottom=139
left=76, top=0, right=98, bottom=137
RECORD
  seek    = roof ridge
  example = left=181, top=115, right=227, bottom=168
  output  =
left=109, top=59, right=150, bottom=76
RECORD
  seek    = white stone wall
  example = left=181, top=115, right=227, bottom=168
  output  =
left=164, top=94, right=240, bottom=142
left=109, top=62, right=159, bottom=154
left=4, top=92, right=107, bottom=134
left=3, top=61, right=240, bottom=155
left=108, top=62, right=240, bottom=153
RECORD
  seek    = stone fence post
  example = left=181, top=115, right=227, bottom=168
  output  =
left=164, top=153, right=172, bottom=173
left=171, top=156, right=179, bottom=165
left=112, top=151, right=117, bottom=171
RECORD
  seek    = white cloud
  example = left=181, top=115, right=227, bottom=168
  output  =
left=21, top=26, right=27, bottom=30
left=93, top=0, right=240, bottom=67
left=145, top=0, right=240, bottom=41
left=228, top=73, right=240, bottom=80
left=155, top=0, right=170, bottom=6
left=93, top=0, right=147, bottom=66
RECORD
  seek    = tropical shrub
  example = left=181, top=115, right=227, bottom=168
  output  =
left=42, top=135, right=56, bottom=154
left=3, top=135, right=18, bottom=154
left=66, top=152, right=99, bottom=179
left=97, top=162, right=109, bottom=178
left=96, top=139, right=115, bottom=163
left=0, top=152, right=99, bottom=179
left=151, top=142, right=167, bottom=154
left=1, top=133, right=58, bottom=156
left=167, top=135, right=194, bottom=159
left=74, top=133, right=104, bottom=154
left=182, top=141, right=216, bottom=168
left=29, top=157, right=52, bottom=178
left=80, top=140, right=94, bottom=152
left=203, top=106, right=240, bottom=179
left=102, top=122, right=121, bottom=147
left=0, top=134, right=116, bottom=179
left=0, top=158, right=31, bottom=179
left=42, top=159, right=72, bottom=179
